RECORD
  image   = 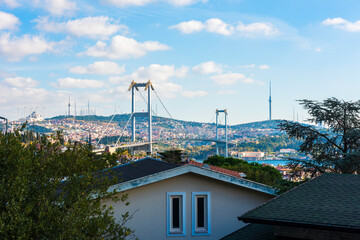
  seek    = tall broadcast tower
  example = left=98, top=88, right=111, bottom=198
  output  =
left=269, top=81, right=272, bottom=120
left=68, top=97, right=71, bottom=116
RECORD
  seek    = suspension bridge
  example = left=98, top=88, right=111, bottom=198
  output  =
left=93, top=80, right=231, bottom=157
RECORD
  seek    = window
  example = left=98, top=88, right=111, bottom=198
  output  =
left=167, top=192, right=186, bottom=236
left=192, top=192, right=211, bottom=236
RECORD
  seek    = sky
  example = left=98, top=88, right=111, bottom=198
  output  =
left=1, top=0, right=360, bottom=124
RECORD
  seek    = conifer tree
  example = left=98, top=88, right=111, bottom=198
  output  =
left=280, top=98, right=360, bottom=174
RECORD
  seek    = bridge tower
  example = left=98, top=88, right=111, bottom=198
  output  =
left=215, top=109, right=228, bottom=158
left=128, top=80, right=154, bottom=154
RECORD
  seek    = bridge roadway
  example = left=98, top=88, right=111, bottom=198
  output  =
left=93, top=138, right=234, bottom=154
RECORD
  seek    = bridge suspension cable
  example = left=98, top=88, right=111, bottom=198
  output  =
left=153, top=89, right=173, bottom=119
left=137, top=88, right=158, bottom=117
left=115, top=112, right=134, bottom=146
left=95, top=112, right=117, bottom=147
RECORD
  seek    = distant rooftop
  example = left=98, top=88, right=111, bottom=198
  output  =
left=185, top=160, right=245, bottom=178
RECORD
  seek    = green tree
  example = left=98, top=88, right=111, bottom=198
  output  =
left=279, top=98, right=360, bottom=175
left=204, top=155, right=282, bottom=186
left=0, top=130, right=133, bottom=239
left=159, top=149, right=183, bottom=164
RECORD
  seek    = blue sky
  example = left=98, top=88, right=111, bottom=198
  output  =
left=1, top=0, right=360, bottom=124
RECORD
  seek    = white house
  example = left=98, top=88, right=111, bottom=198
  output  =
left=104, top=157, right=276, bottom=240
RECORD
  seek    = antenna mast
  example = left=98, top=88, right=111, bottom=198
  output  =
left=269, top=81, right=272, bottom=120
left=68, top=97, right=71, bottom=117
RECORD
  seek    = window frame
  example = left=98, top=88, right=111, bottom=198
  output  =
left=192, top=192, right=211, bottom=236
left=167, top=192, right=186, bottom=236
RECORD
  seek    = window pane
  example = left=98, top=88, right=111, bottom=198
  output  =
left=172, top=197, right=180, bottom=228
left=197, top=197, right=205, bottom=228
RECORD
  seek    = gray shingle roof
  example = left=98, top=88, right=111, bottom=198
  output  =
left=110, top=157, right=179, bottom=183
left=239, top=173, right=360, bottom=232
left=221, top=224, right=275, bottom=240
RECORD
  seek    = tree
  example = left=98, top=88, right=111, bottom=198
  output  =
left=159, top=149, right=184, bottom=164
left=204, top=155, right=282, bottom=186
left=0, top=129, right=133, bottom=239
left=279, top=97, right=360, bottom=175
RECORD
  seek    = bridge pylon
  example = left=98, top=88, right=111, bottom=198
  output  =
left=215, top=109, right=228, bottom=158
left=128, top=80, right=154, bottom=154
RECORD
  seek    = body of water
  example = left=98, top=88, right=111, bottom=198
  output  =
left=245, top=160, right=289, bottom=166
left=195, top=159, right=289, bottom=166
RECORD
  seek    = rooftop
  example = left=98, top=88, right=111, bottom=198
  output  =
left=239, top=173, right=360, bottom=232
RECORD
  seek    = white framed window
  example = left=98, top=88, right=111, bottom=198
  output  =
left=167, top=192, right=186, bottom=236
left=192, top=192, right=211, bottom=236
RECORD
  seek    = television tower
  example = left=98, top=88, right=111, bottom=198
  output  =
left=269, top=81, right=272, bottom=120
left=68, top=97, right=71, bottom=116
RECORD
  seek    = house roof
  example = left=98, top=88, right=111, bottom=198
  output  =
left=185, top=160, right=244, bottom=178
left=107, top=157, right=276, bottom=196
left=220, top=224, right=275, bottom=240
left=110, top=157, right=179, bottom=182
left=239, top=173, right=360, bottom=233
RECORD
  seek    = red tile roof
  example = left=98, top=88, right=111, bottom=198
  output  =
left=185, top=160, right=243, bottom=178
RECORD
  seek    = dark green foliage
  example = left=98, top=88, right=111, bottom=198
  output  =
left=273, top=179, right=306, bottom=194
left=24, top=125, right=52, bottom=133
left=236, top=135, right=302, bottom=152
left=0, top=130, right=133, bottom=239
left=159, top=149, right=183, bottom=164
left=231, top=120, right=283, bottom=130
left=95, top=135, right=131, bottom=145
left=279, top=98, right=360, bottom=174
left=204, top=155, right=282, bottom=186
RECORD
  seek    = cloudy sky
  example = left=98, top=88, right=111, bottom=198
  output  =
left=1, top=0, right=360, bottom=124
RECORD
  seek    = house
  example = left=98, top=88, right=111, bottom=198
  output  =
left=239, top=152, right=265, bottom=161
left=103, top=157, right=276, bottom=239
left=222, top=173, right=360, bottom=240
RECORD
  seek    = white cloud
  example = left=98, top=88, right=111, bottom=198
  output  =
left=182, top=90, right=207, bottom=98
left=239, top=64, right=256, bottom=68
left=70, top=61, right=125, bottom=75
left=112, top=64, right=186, bottom=98
left=211, top=73, right=254, bottom=85
left=103, top=0, right=206, bottom=7
left=217, top=90, right=237, bottom=95
left=83, top=35, right=170, bottom=59
left=169, top=20, right=204, bottom=34
left=0, top=33, right=53, bottom=61
left=322, top=17, right=360, bottom=32
left=54, top=78, right=104, bottom=89
left=0, top=70, right=15, bottom=78
left=34, top=0, right=77, bottom=16
left=131, top=64, right=188, bottom=82
left=259, top=64, right=270, bottom=70
left=205, top=18, right=233, bottom=36
left=0, top=85, right=50, bottom=105
left=2, top=0, right=20, bottom=8
left=0, top=11, right=20, bottom=30
left=3, top=76, right=38, bottom=88
left=315, top=47, right=322, bottom=52
left=192, top=61, right=222, bottom=74
left=36, top=16, right=127, bottom=39
left=108, top=76, right=129, bottom=84
left=170, top=18, right=278, bottom=37
left=152, top=82, right=182, bottom=98
left=166, top=0, right=207, bottom=6
left=236, top=21, right=278, bottom=36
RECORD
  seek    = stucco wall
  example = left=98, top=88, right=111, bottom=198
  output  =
left=103, top=173, right=274, bottom=240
